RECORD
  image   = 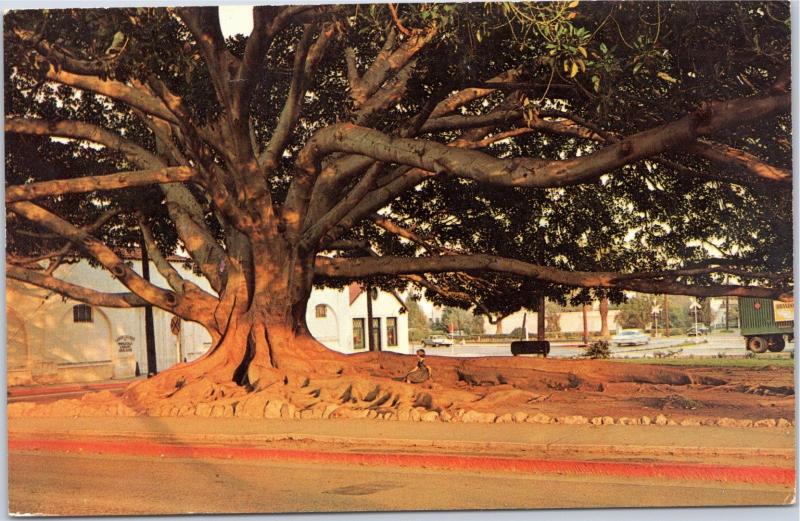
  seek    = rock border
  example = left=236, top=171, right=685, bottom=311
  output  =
left=7, top=398, right=795, bottom=429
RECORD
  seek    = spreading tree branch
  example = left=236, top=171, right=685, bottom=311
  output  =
left=10, top=201, right=182, bottom=310
left=9, top=201, right=219, bottom=326
left=5, top=117, right=163, bottom=168
left=175, top=7, right=238, bottom=115
left=315, top=255, right=790, bottom=299
left=43, top=65, right=179, bottom=124
left=259, top=23, right=334, bottom=170
left=233, top=5, right=321, bottom=120
left=7, top=265, right=148, bottom=308
left=296, top=93, right=790, bottom=193
left=5, top=116, right=228, bottom=292
left=6, top=166, right=196, bottom=203
left=686, top=140, right=791, bottom=185
left=137, top=216, right=187, bottom=293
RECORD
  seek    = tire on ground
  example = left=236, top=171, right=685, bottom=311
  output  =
left=767, top=335, right=786, bottom=352
left=747, top=336, right=769, bottom=353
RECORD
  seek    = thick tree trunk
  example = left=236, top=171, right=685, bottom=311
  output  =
left=599, top=298, right=610, bottom=339
left=123, top=252, right=344, bottom=409
left=495, top=318, right=503, bottom=335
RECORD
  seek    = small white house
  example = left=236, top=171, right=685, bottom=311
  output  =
left=306, top=283, right=410, bottom=355
left=6, top=257, right=409, bottom=386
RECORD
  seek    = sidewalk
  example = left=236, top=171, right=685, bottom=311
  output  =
left=8, top=415, right=795, bottom=451
left=7, top=378, right=139, bottom=398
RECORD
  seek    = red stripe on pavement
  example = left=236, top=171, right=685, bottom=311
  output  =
left=8, top=438, right=795, bottom=486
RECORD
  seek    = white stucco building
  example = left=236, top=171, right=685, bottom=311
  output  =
left=6, top=257, right=409, bottom=386
left=485, top=304, right=621, bottom=336
left=306, top=283, right=409, bottom=354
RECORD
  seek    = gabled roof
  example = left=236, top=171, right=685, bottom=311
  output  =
left=348, top=282, right=363, bottom=305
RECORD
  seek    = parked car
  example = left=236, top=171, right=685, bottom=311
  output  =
left=685, top=325, right=709, bottom=336
left=421, top=335, right=454, bottom=347
left=611, top=329, right=650, bottom=346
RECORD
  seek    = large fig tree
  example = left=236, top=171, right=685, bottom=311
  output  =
left=4, top=2, right=792, bottom=409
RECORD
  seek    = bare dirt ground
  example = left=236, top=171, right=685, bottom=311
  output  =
left=355, top=355, right=796, bottom=424
left=7, top=357, right=795, bottom=426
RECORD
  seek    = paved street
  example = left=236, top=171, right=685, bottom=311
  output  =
left=8, top=416, right=796, bottom=515
left=420, top=332, right=795, bottom=359
left=9, top=447, right=793, bottom=515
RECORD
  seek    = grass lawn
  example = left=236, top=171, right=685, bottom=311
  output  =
left=611, top=356, right=795, bottom=368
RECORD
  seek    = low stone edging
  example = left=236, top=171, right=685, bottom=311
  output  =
left=6, top=394, right=794, bottom=429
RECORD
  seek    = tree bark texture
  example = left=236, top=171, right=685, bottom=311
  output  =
left=599, top=298, right=610, bottom=339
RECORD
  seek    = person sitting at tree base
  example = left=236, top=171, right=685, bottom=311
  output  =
left=404, top=349, right=433, bottom=384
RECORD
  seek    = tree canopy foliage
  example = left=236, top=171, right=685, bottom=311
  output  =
left=4, top=2, right=792, bottom=382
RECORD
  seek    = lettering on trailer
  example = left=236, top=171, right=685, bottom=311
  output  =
left=772, top=301, right=794, bottom=323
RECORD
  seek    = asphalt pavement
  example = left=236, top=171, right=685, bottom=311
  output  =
left=10, top=451, right=794, bottom=515
left=8, top=416, right=796, bottom=515
left=420, top=332, right=795, bottom=359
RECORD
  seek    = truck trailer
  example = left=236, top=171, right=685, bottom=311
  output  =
left=739, top=297, right=794, bottom=353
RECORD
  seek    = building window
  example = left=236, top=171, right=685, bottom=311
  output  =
left=73, top=304, right=93, bottom=323
left=315, top=304, right=327, bottom=318
left=387, top=317, right=398, bottom=347
left=353, top=318, right=365, bottom=350
left=371, top=318, right=382, bottom=350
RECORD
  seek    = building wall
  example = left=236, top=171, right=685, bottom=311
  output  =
left=7, top=262, right=411, bottom=385
left=306, top=287, right=350, bottom=352
left=5, top=260, right=216, bottom=384
left=305, top=286, right=410, bottom=354
left=484, top=307, right=621, bottom=336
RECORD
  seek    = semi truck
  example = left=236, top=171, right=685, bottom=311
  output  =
left=739, top=297, right=794, bottom=353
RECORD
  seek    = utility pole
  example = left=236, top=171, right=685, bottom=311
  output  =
left=725, top=275, right=730, bottom=329
left=663, top=294, right=670, bottom=336
left=582, top=303, right=589, bottom=346
left=537, top=295, right=546, bottom=341
left=140, top=239, right=157, bottom=376
left=366, top=283, right=376, bottom=351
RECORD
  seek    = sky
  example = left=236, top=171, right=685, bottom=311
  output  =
left=218, top=5, right=254, bottom=37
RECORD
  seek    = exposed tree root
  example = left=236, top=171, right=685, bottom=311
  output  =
left=9, top=346, right=795, bottom=429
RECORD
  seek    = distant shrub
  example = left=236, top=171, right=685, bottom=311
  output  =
left=584, top=340, right=611, bottom=359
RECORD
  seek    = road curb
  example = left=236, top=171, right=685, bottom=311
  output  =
left=10, top=437, right=795, bottom=486
left=8, top=381, right=133, bottom=398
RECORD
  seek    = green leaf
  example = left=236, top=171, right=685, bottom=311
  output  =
left=657, top=71, right=678, bottom=83
left=570, top=61, right=579, bottom=78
